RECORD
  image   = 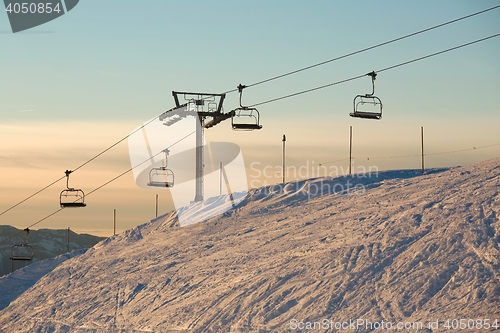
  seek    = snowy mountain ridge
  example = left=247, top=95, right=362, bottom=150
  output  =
left=0, top=159, right=499, bottom=332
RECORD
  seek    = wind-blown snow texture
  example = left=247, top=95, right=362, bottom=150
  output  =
left=0, top=249, right=86, bottom=311
left=1, top=159, right=499, bottom=332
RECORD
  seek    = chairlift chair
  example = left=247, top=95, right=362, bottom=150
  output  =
left=10, top=243, right=34, bottom=261
left=350, top=71, right=383, bottom=120
left=10, top=228, right=34, bottom=272
left=147, top=149, right=175, bottom=188
left=231, top=84, right=263, bottom=130
left=60, top=170, right=87, bottom=208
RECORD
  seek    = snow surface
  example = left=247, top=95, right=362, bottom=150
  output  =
left=0, top=160, right=499, bottom=332
left=0, top=249, right=86, bottom=311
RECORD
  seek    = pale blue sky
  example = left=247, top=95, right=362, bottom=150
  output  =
left=1, top=1, right=499, bottom=234
left=1, top=1, right=499, bottom=121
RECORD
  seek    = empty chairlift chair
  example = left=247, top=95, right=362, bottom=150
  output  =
left=350, top=71, right=383, bottom=120
left=231, top=84, right=263, bottom=130
left=10, top=228, right=34, bottom=272
left=60, top=170, right=87, bottom=208
left=147, top=149, right=174, bottom=188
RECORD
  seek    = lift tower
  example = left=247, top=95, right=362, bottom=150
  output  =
left=159, top=92, right=230, bottom=202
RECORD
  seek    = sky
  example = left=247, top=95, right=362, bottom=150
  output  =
left=1, top=0, right=500, bottom=236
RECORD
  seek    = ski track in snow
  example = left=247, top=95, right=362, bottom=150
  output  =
left=0, top=160, right=500, bottom=332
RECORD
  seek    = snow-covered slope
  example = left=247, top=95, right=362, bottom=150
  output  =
left=0, top=249, right=86, bottom=311
left=0, top=227, right=104, bottom=277
left=0, top=160, right=499, bottom=332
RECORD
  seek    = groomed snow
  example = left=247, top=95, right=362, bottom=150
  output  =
left=0, top=159, right=499, bottom=332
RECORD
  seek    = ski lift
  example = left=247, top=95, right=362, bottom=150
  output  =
left=350, top=71, right=383, bottom=120
left=60, top=170, right=87, bottom=208
left=231, top=84, right=263, bottom=130
left=10, top=228, right=34, bottom=272
left=147, top=149, right=174, bottom=188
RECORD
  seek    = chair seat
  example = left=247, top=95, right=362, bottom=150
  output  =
left=232, top=124, right=263, bottom=130
left=10, top=256, right=33, bottom=261
left=350, top=112, right=381, bottom=120
left=61, top=202, right=87, bottom=208
left=147, top=181, right=174, bottom=188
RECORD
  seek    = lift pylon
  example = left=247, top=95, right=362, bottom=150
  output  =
left=160, top=92, right=229, bottom=202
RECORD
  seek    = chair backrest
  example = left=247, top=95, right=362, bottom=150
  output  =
left=10, top=244, right=34, bottom=261
left=60, top=188, right=86, bottom=208
left=351, top=94, right=382, bottom=120
left=231, top=108, right=263, bottom=130
left=148, top=167, right=175, bottom=188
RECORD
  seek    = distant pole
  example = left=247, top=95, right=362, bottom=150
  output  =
left=155, top=194, right=158, bottom=218
left=67, top=227, right=70, bottom=253
left=219, top=162, right=223, bottom=196
left=349, top=126, right=353, bottom=176
left=113, top=209, right=116, bottom=235
left=282, top=134, right=286, bottom=183
left=421, top=126, right=425, bottom=174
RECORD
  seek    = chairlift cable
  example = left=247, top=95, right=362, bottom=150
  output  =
left=250, top=32, right=500, bottom=108
left=359, top=142, right=500, bottom=161
left=0, top=117, right=160, bottom=218
left=71, top=119, right=157, bottom=173
left=377, top=33, right=500, bottom=74
left=222, top=4, right=500, bottom=94
left=2, top=133, right=497, bottom=245
left=1, top=5, right=499, bottom=217
left=86, top=131, right=195, bottom=196
left=2, top=30, right=498, bottom=219
left=0, top=177, right=65, bottom=217
left=0, top=130, right=196, bottom=245
left=317, top=143, right=500, bottom=168
left=426, top=142, right=500, bottom=156
left=251, top=74, right=367, bottom=107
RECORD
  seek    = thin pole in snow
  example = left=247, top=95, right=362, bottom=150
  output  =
left=219, top=162, right=223, bottom=196
left=282, top=134, right=286, bottom=183
left=421, top=126, right=425, bottom=174
left=113, top=209, right=116, bottom=235
left=349, top=126, right=353, bottom=176
left=155, top=194, right=158, bottom=218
